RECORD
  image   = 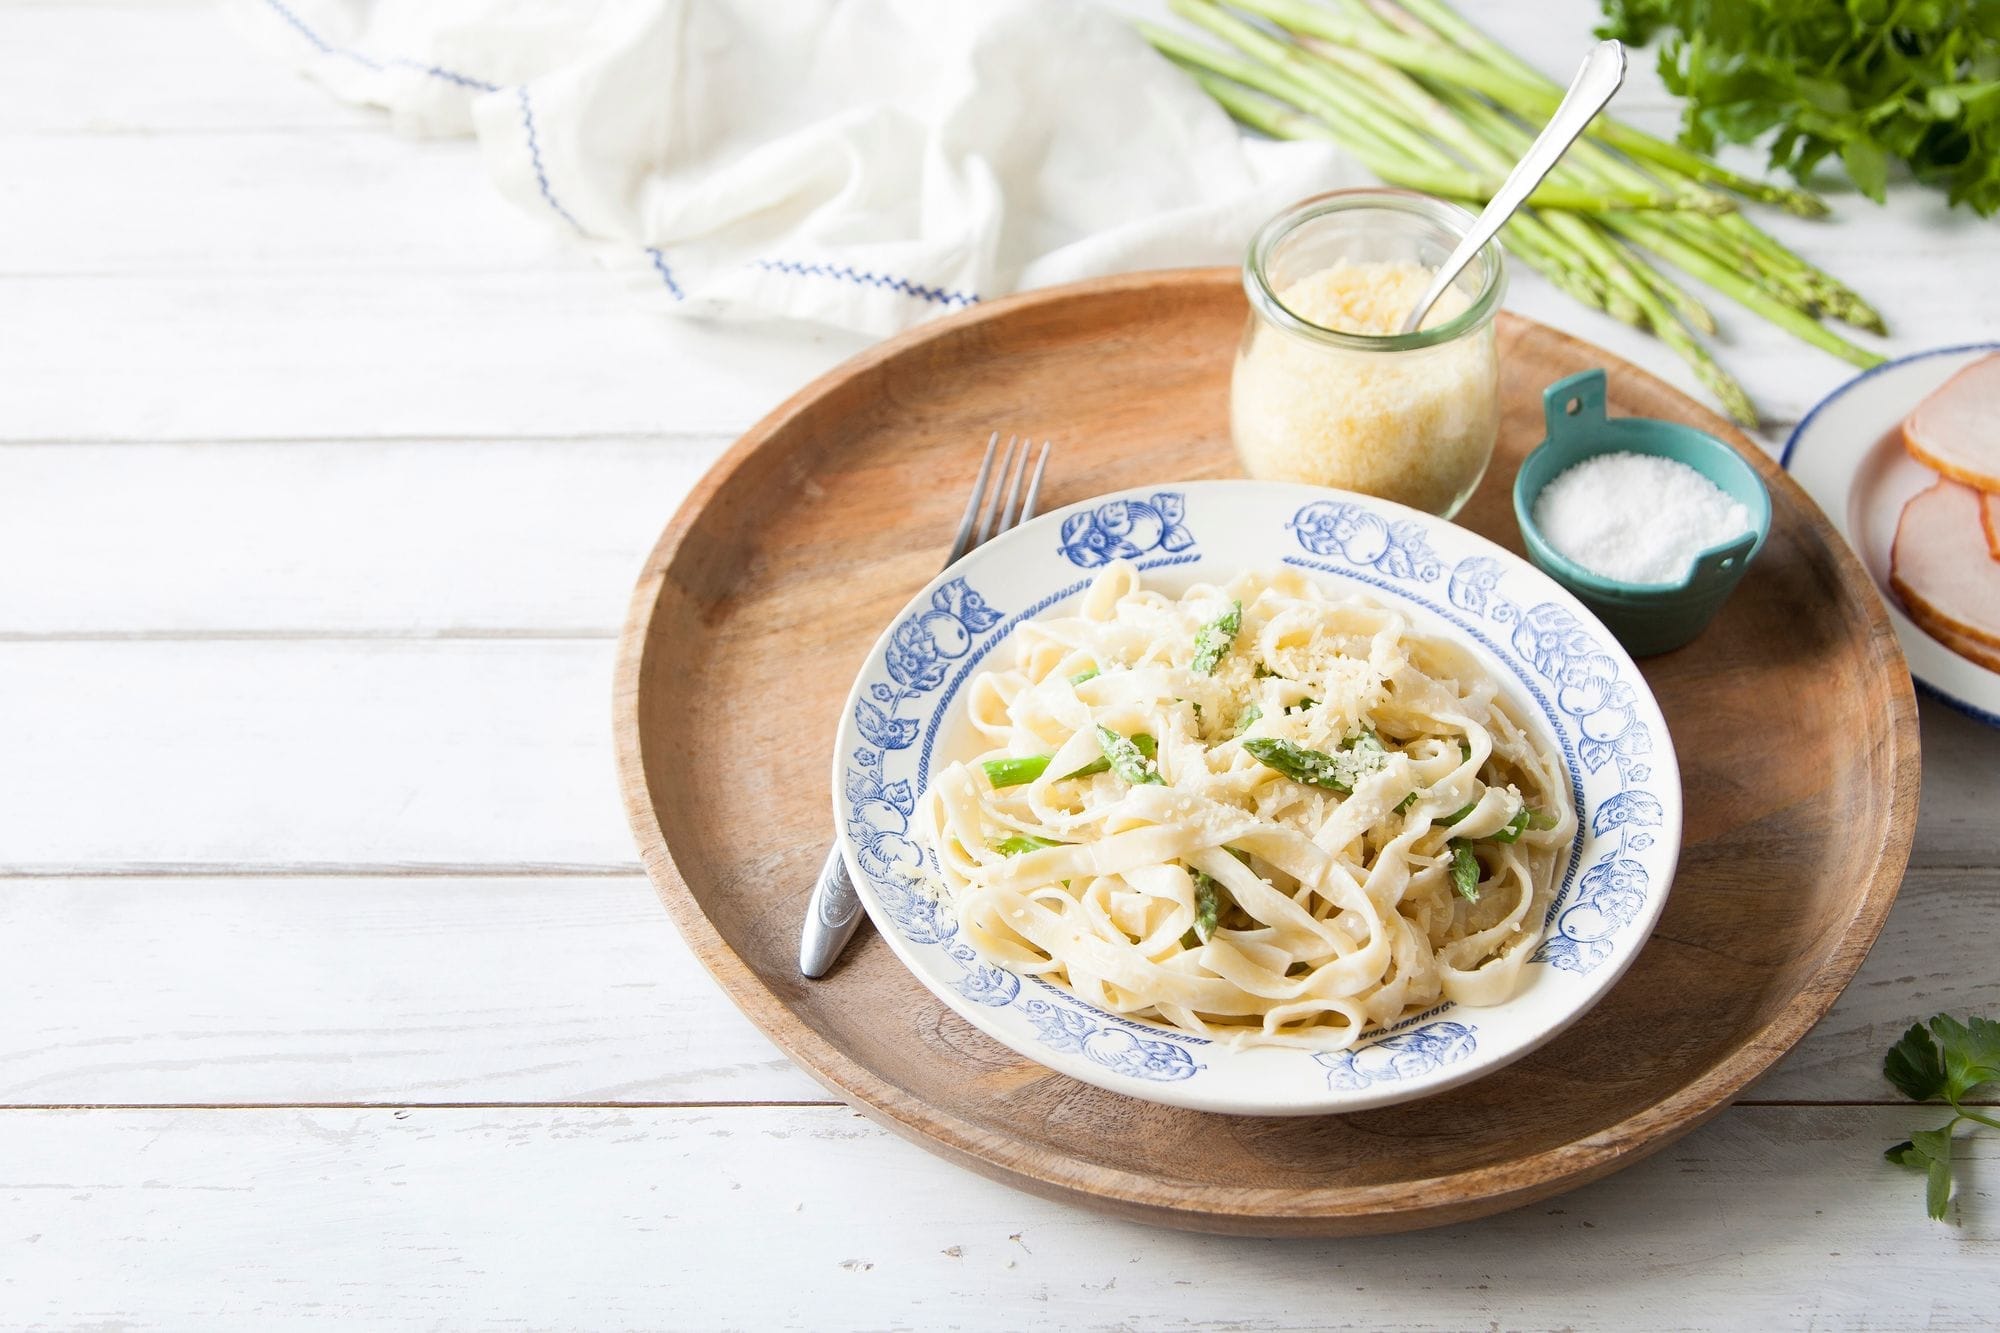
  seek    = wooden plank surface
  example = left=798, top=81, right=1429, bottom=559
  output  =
left=0, top=1106, right=1992, bottom=1330
left=0, top=640, right=637, bottom=871
left=6, top=0, right=2000, bottom=1318
left=0, top=876, right=824, bottom=1107
left=0, top=438, right=727, bottom=636
left=0, top=868, right=1989, bottom=1109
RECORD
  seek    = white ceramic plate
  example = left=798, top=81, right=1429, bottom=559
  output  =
left=1783, top=345, right=2000, bottom=729
left=830, top=480, right=1682, bottom=1115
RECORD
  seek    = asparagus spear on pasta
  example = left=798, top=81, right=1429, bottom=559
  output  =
left=1181, top=867, right=1233, bottom=948
left=994, top=834, right=1064, bottom=855
left=1191, top=600, right=1242, bottom=674
left=983, top=734, right=1155, bottom=787
left=1096, top=726, right=1166, bottom=785
left=1242, top=735, right=1388, bottom=794
left=1449, top=841, right=1482, bottom=901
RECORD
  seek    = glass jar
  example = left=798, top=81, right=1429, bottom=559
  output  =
left=1231, top=189, right=1506, bottom=519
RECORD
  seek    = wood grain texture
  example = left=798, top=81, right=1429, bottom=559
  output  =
left=616, top=270, right=1920, bottom=1235
left=0, top=876, right=824, bottom=1107
left=0, top=438, right=727, bottom=636
left=0, top=868, right=1988, bottom=1110
left=2, top=1106, right=1991, bottom=1331
left=0, top=640, right=637, bottom=871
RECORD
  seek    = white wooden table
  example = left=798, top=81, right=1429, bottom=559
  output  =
left=4, top=2, right=1997, bottom=1326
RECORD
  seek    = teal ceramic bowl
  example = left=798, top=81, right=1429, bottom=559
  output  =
left=1513, top=369, right=1771, bottom=657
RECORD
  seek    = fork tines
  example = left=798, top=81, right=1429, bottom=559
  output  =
left=947, top=433, right=1051, bottom=565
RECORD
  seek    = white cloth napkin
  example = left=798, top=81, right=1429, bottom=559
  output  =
left=233, top=0, right=1359, bottom=334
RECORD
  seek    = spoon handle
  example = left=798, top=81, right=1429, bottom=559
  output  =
left=1401, top=39, right=1627, bottom=335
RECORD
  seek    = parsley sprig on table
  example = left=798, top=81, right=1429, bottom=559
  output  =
left=1600, top=0, right=2000, bottom=216
left=1882, top=1012, right=2000, bottom=1220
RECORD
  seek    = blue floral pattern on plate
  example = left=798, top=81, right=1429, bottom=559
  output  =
left=1442, top=556, right=1660, bottom=975
left=1289, top=499, right=1444, bottom=581
left=1057, top=492, right=1195, bottom=567
left=834, top=484, right=1678, bottom=1111
left=1316, top=1021, right=1477, bottom=1090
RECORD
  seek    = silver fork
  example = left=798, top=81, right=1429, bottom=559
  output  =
left=799, top=432, right=1052, bottom=978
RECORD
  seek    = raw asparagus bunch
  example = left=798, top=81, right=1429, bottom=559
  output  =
left=1140, top=0, right=1887, bottom=425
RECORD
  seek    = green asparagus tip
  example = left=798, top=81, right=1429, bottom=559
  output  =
left=1714, top=380, right=1761, bottom=428
left=1839, top=301, right=1890, bottom=336
left=1684, top=302, right=1720, bottom=338
left=1779, top=188, right=1833, bottom=219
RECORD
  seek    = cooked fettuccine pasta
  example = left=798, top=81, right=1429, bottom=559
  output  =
left=917, top=561, right=1575, bottom=1051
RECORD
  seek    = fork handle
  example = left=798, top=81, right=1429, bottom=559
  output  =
left=798, top=843, right=866, bottom=977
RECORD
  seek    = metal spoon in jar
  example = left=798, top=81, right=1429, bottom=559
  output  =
left=1400, top=39, right=1628, bottom=335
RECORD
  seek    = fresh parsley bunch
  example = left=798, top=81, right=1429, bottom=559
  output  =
left=1600, top=0, right=2000, bottom=215
left=1882, top=1012, right=2000, bottom=1220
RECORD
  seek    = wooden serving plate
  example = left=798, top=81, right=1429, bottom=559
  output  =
left=615, top=268, right=1919, bottom=1235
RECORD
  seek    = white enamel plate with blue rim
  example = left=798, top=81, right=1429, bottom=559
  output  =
left=831, top=480, right=1682, bottom=1117
left=1783, top=344, right=2000, bottom=729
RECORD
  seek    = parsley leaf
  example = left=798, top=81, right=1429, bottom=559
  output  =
left=1884, top=1022, right=1950, bottom=1103
left=1931, top=1014, right=2000, bottom=1101
left=1881, top=1011, right=2000, bottom=1221
left=1599, top=0, right=2000, bottom=215
left=1911, top=1125, right=1957, bottom=1222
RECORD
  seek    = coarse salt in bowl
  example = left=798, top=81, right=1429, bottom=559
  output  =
left=1532, top=453, right=1754, bottom=586
left=1515, top=369, right=1771, bottom=658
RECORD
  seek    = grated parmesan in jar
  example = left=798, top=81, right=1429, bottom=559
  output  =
left=1231, top=258, right=1500, bottom=517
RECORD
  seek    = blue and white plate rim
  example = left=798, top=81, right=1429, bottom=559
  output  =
left=1782, top=342, right=2000, bottom=731
left=830, top=478, right=1683, bottom=1116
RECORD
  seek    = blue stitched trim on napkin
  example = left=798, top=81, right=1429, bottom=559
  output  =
left=751, top=259, right=979, bottom=308
left=262, top=0, right=500, bottom=93
left=515, top=87, right=585, bottom=234
left=646, top=249, right=686, bottom=301
left=262, top=0, right=985, bottom=316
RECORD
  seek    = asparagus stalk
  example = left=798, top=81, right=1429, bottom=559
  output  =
left=1600, top=216, right=1886, bottom=369
left=1150, top=0, right=1885, bottom=414
left=1169, top=0, right=1465, bottom=174
left=1180, top=65, right=1619, bottom=317
left=1186, top=63, right=1703, bottom=212
left=1564, top=221, right=1757, bottom=422
left=1438, top=91, right=1722, bottom=332
left=1517, top=115, right=1842, bottom=323
left=1295, top=47, right=1658, bottom=325
left=1231, top=0, right=1830, bottom=215
left=1714, top=212, right=1888, bottom=332
left=1401, top=55, right=1872, bottom=371
left=1367, top=0, right=1831, bottom=216
left=1161, top=0, right=1637, bottom=294
left=1171, top=11, right=1643, bottom=326
left=1397, top=22, right=1867, bottom=329
left=1258, top=28, right=1647, bottom=322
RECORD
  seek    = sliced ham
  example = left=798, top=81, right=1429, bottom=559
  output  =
left=1904, top=353, right=2000, bottom=490
left=1984, top=488, right=2000, bottom=561
left=1920, top=616, right=2000, bottom=672
left=1889, top=481, right=2000, bottom=662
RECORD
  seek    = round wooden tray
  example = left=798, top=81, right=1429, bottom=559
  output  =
left=615, top=269, right=1919, bottom=1236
